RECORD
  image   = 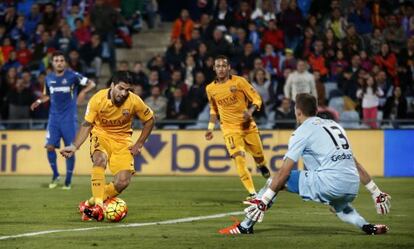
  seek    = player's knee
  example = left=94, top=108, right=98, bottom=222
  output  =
left=231, top=151, right=245, bottom=159
left=93, top=156, right=107, bottom=167
left=46, top=145, right=55, bottom=152
left=253, top=156, right=265, bottom=163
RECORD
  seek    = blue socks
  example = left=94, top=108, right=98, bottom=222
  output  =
left=65, top=156, right=75, bottom=186
left=47, top=150, right=59, bottom=179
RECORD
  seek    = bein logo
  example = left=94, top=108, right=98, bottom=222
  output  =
left=331, top=153, right=353, bottom=162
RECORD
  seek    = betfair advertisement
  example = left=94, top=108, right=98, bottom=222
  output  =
left=0, top=130, right=387, bottom=176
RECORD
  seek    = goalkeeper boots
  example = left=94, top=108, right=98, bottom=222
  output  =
left=257, top=165, right=271, bottom=178
left=362, top=224, right=389, bottom=235
left=83, top=205, right=104, bottom=221
left=218, top=219, right=254, bottom=235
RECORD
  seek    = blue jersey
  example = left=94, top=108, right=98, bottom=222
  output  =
left=285, top=117, right=360, bottom=200
left=45, top=69, right=88, bottom=120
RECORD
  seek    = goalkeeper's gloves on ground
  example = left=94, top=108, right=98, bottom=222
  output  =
left=365, top=180, right=391, bottom=214
left=243, top=188, right=276, bottom=222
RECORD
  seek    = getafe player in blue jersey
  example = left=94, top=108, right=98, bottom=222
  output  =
left=220, top=93, right=391, bottom=235
left=31, top=51, right=96, bottom=189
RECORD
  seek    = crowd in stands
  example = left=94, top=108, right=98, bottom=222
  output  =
left=1, top=0, right=414, bottom=130
left=0, top=0, right=157, bottom=126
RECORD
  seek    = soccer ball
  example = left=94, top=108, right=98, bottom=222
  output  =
left=104, top=197, right=128, bottom=222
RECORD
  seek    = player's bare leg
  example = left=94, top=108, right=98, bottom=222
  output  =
left=103, top=170, right=134, bottom=200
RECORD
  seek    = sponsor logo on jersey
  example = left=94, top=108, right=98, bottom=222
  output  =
left=101, top=118, right=130, bottom=126
left=331, top=153, right=353, bottom=162
left=49, top=86, right=71, bottom=94
left=230, top=86, right=237, bottom=93
left=217, top=95, right=238, bottom=106
left=62, top=79, right=68, bottom=85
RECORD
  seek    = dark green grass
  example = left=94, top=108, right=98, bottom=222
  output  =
left=0, top=176, right=413, bottom=249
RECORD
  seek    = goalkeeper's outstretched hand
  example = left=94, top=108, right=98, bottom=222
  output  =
left=243, top=199, right=268, bottom=223
left=373, top=192, right=391, bottom=215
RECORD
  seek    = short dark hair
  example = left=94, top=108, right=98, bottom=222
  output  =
left=51, top=50, right=66, bottom=61
left=214, top=55, right=230, bottom=64
left=295, top=93, right=317, bottom=117
left=111, top=71, right=134, bottom=85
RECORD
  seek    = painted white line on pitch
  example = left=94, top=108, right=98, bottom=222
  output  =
left=0, top=211, right=244, bottom=241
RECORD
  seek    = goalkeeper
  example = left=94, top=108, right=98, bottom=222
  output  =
left=219, top=93, right=391, bottom=235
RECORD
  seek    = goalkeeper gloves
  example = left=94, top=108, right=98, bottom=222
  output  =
left=365, top=180, right=391, bottom=215
left=244, top=188, right=275, bottom=223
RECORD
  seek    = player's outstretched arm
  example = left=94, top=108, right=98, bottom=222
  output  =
left=354, top=157, right=391, bottom=215
left=245, top=158, right=296, bottom=222
left=60, top=120, right=93, bottom=158
left=30, top=95, right=50, bottom=110
left=77, top=79, right=96, bottom=105
left=130, top=117, right=155, bottom=156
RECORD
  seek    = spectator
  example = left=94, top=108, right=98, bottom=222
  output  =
left=325, top=7, right=347, bottom=39
left=41, top=3, right=59, bottom=32
left=347, top=0, right=372, bottom=35
left=10, top=15, right=28, bottom=43
left=80, top=34, right=103, bottom=78
left=308, top=39, right=329, bottom=77
left=383, top=14, right=406, bottom=53
left=359, top=50, right=372, bottom=72
left=186, top=71, right=207, bottom=119
left=54, top=23, right=78, bottom=54
left=247, top=21, right=261, bottom=52
left=260, top=19, right=284, bottom=52
left=171, top=9, right=194, bottom=42
left=237, top=42, right=259, bottom=73
left=251, top=0, right=276, bottom=25
left=73, top=18, right=91, bottom=47
left=183, top=54, right=197, bottom=88
left=2, top=50, right=22, bottom=73
left=213, top=0, right=234, bottom=28
left=323, top=28, right=337, bottom=64
left=66, top=4, right=83, bottom=31
left=165, top=38, right=186, bottom=69
left=15, top=39, right=32, bottom=67
left=2, top=5, right=18, bottom=34
left=6, top=78, right=35, bottom=129
left=145, top=85, right=168, bottom=125
left=24, top=4, right=41, bottom=35
left=343, top=24, right=364, bottom=56
left=132, top=61, right=149, bottom=95
left=383, top=86, right=407, bottom=128
left=279, top=0, right=304, bottom=51
left=280, top=48, right=297, bottom=72
left=117, top=60, right=130, bottom=72
left=164, top=69, right=188, bottom=98
left=252, top=68, right=273, bottom=114
left=398, top=37, right=414, bottom=94
left=295, top=26, right=314, bottom=59
left=68, top=50, right=86, bottom=74
left=206, top=27, right=232, bottom=58
left=31, top=71, right=48, bottom=120
left=166, top=88, right=191, bottom=128
left=369, top=28, right=385, bottom=56
left=262, top=43, right=281, bottom=77
left=374, top=43, right=398, bottom=84
left=357, top=75, right=383, bottom=129
left=284, top=60, right=317, bottom=100
left=90, top=0, right=120, bottom=73
left=185, top=28, right=202, bottom=55
left=273, top=98, right=295, bottom=129
left=234, top=1, right=252, bottom=29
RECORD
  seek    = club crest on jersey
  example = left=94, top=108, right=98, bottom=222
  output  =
left=62, top=79, right=68, bottom=85
left=230, top=86, right=237, bottom=93
left=122, top=109, right=130, bottom=117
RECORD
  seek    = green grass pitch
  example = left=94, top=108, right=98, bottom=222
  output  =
left=0, top=176, right=413, bottom=249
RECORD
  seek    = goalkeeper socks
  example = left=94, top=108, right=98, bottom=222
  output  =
left=233, top=155, right=256, bottom=194
left=336, top=208, right=368, bottom=228
left=104, top=182, right=120, bottom=200
left=65, top=156, right=75, bottom=186
left=47, top=150, right=59, bottom=179
left=91, top=166, right=105, bottom=206
left=241, top=217, right=256, bottom=229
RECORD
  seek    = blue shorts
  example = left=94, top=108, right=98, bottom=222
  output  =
left=286, top=170, right=300, bottom=194
left=45, top=119, right=77, bottom=148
